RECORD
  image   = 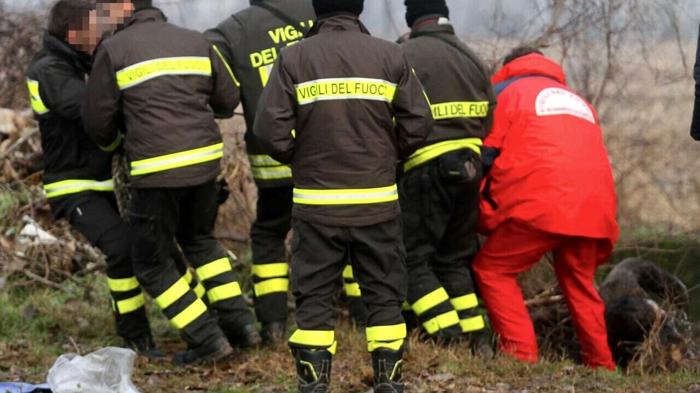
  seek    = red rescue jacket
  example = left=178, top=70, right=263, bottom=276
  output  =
left=481, top=54, right=619, bottom=247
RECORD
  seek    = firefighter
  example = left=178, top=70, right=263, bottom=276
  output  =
left=692, top=22, right=699, bottom=141
left=399, top=0, right=495, bottom=354
left=473, top=47, right=618, bottom=370
left=254, top=0, right=431, bottom=390
left=205, top=0, right=367, bottom=341
left=84, top=0, right=259, bottom=365
left=26, top=0, right=163, bottom=356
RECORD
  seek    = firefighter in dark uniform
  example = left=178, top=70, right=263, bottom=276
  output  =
left=205, top=0, right=366, bottom=340
left=254, top=0, right=432, bottom=391
left=399, top=0, right=496, bottom=354
left=26, top=0, right=164, bottom=356
left=84, top=0, right=259, bottom=365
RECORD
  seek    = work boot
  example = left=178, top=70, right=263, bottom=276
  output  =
left=467, top=329, right=495, bottom=359
left=172, top=336, right=233, bottom=366
left=372, top=347, right=404, bottom=393
left=124, top=334, right=164, bottom=359
left=261, top=320, right=287, bottom=344
left=292, top=348, right=332, bottom=393
left=225, top=323, right=262, bottom=349
left=429, top=325, right=463, bottom=347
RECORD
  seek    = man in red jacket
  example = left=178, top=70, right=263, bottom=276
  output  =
left=473, top=47, right=618, bottom=370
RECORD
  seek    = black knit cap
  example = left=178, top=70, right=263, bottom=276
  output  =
left=312, top=0, right=364, bottom=17
left=405, top=0, right=449, bottom=27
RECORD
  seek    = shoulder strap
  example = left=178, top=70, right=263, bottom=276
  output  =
left=250, top=1, right=311, bottom=36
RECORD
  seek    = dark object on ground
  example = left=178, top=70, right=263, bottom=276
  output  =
left=172, top=336, right=233, bottom=366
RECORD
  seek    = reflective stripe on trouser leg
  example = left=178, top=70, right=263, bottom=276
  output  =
left=108, top=276, right=146, bottom=315
left=342, top=265, right=362, bottom=298
left=154, top=277, right=209, bottom=330
left=184, top=269, right=206, bottom=299
left=366, top=324, right=407, bottom=352
left=195, top=257, right=243, bottom=304
left=451, top=293, right=486, bottom=333
left=410, top=287, right=460, bottom=335
left=252, top=262, right=290, bottom=297
left=289, top=329, right=337, bottom=355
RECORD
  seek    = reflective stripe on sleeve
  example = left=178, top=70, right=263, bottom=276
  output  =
left=404, top=138, right=483, bottom=172
left=43, top=179, right=114, bottom=199
left=27, top=79, right=49, bottom=115
left=249, top=155, right=292, bottom=180
left=116, top=57, right=212, bottom=90
left=411, top=287, right=450, bottom=317
left=251, top=263, right=289, bottom=279
left=293, top=185, right=398, bottom=206
left=207, top=282, right=242, bottom=304
left=195, top=257, right=232, bottom=281
left=254, top=278, right=289, bottom=296
left=295, top=78, right=397, bottom=105
left=431, top=101, right=489, bottom=120
left=108, top=276, right=140, bottom=293
left=212, top=45, right=240, bottom=87
left=130, top=143, right=224, bottom=176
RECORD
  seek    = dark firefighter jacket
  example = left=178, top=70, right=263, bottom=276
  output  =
left=692, top=23, right=700, bottom=141
left=84, top=8, right=240, bottom=188
left=27, top=33, right=113, bottom=216
left=205, top=0, right=315, bottom=187
left=253, top=14, right=432, bottom=227
left=401, top=18, right=495, bottom=171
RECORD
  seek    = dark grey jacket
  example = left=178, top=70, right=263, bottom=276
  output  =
left=85, top=9, right=239, bottom=188
left=206, top=0, right=315, bottom=187
left=692, top=23, right=700, bottom=141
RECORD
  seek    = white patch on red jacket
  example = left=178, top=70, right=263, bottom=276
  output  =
left=535, top=87, right=596, bottom=124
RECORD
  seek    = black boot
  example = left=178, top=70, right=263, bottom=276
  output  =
left=261, top=320, right=287, bottom=344
left=429, top=325, right=463, bottom=347
left=124, top=334, right=164, bottom=359
left=372, top=347, right=404, bottom=393
left=225, top=323, right=262, bottom=349
left=467, top=329, right=495, bottom=359
left=292, top=348, right=332, bottom=393
left=172, top=335, right=233, bottom=366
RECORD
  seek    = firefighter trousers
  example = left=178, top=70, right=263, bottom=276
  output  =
left=472, top=219, right=615, bottom=370
left=129, top=180, right=255, bottom=348
left=250, top=185, right=366, bottom=326
left=399, top=150, right=487, bottom=336
left=288, top=218, right=407, bottom=354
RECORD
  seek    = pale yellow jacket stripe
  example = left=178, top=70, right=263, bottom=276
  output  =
left=366, top=323, right=407, bottom=342
left=404, top=138, right=483, bottom=172
left=196, top=257, right=232, bottom=281
left=130, top=143, right=223, bottom=176
left=43, top=179, right=115, bottom=199
left=251, top=263, right=289, bottom=278
left=116, top=56, right=212, bottom=90
left=27, top=79, right=49, bottom=115
left=295, top=77, right=397, bottom=105
left=108, top=276, right=140, bottom=293
left=293, top=185, right=398, bottom=206
left=431, top=101, right=489, bottom=120
left=412, top=287, right=450, bottom=316
left=251, top=166, right=292, bottom=180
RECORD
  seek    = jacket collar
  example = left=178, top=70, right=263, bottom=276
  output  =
left=43, top=32, right=91, bottom=72
left=124, top=7, right=167, bottom=29
left=308, top=13, right=370, bottom=37
left=491, top=53, right=567, bottom=85
left=410, top=15, right=454, bottom=38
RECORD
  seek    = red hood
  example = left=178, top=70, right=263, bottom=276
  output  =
left=492, top=54, right=567, bottom=85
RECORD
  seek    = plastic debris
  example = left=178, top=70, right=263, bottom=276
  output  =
left=46, top=347, right=140, bottom=393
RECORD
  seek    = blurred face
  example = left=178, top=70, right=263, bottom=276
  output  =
left=96, top=1, right=135, bottom=35
left=66, top=9, right=100, bottom=54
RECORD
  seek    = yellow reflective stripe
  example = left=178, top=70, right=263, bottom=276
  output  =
left=170, top=298, right=208, bottom=329
left=412, top=287, right=450, bottom=317
left=251, top=166, right=292, bottom=180
left=295, top=77, right=397, bottom=105
left=293, top=185, right=398, bottom=205
left=196, top=257, right=232, bottom=281
left=194, top=283, right=206, bottom=299
left=207, top=282, right=242, bottom=304
left=212, top=45, right=240, bottom=87
left=155, top=278, right=190, bottom=309
left=460, top=315, right=486, bottom=333
left=108, top=276, right=140, bottom=292
left=431, top=101, right=489, bottom=120
left=344, top=282, right=361, bottom=297
left=130, top=143, right=224, bottom=176
left=184, top=269, right=194, bottom=285
left=27, top=79, right=49, bottom=115
left=43, top=179, right=115, bottom=199
left=366, top=324, right=407, bottom=342
left=289, top=329, right=335, bottom=348
left=422, top=310, right=460, bottom=335
left=116, top=293, right=145, bottom=314
left=251, top=263, right=289, bottom=279
left=249, top=155, right=286, bottom=167
left=342, top=265, right=354, bottom=279
left=404, top=138, right=483, bottom=172
left=116, top=56, right=212, bottom=90
left=402, top=301, right=412, bottom=311
left=99, top=133, right=124, bottom=152
left=254, top=278, right=289, bottom=296
left=451, top=293, right=479, bottom=311
left=368, top=338, right=404, bottom=352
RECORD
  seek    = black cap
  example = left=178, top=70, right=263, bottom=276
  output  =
left=132, top=0, right=152, bottom=10
left=405, top=0, right=449, bottom=28
left=312, top=0, right=364, bottom=17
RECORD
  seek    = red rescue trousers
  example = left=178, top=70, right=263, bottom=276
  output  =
left=473, top=220, right=616, bottom=370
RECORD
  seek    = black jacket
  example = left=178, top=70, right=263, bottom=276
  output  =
left=27, top=33, right=113, bottom=216
left=692, top=23, right=700, bottom=141
left=85, top=9, right=240, bottom=188
left=205, top=0, right=315, bottom=188
left=254, top=15, right=431, bottom=226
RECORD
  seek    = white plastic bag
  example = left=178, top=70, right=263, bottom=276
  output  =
left=47, top=347, right=141, bottom=393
